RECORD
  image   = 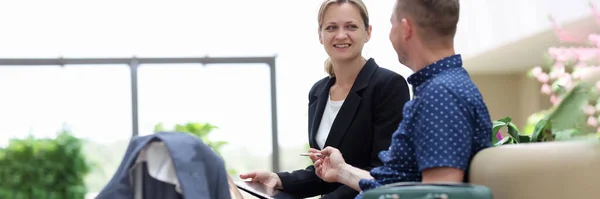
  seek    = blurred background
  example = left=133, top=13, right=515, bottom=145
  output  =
left=0, top=0, right=599, bottom=198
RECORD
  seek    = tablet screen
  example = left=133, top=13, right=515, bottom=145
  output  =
left=234, top=180, right=277, bottom=199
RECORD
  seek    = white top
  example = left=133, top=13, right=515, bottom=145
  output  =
left=133, top=141, right=182, bottom=194
left=315, top=94, right=345, bottom=149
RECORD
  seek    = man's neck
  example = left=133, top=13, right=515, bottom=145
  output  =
left=409, top=47, right=456, bottom=73
left=332, top=57, right=366, bottom=87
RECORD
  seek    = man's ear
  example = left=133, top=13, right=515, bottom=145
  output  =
left=365, top=25, right=372, bottom=43
left=401, top=18, right=412, bottom=41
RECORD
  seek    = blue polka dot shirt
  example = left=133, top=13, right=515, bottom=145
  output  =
left=355, top=54, right=492, bottom=199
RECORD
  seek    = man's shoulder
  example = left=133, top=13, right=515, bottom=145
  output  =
left=424, top=69, right=484, bottom=103
left=431, top=67, right=470, bottom=83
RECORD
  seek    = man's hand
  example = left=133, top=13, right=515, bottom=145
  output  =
left=308, top=148, right=321, bottom=163
left=314, top=146, right=347, bottom=183
left=239, top=171, right=283, bottom=189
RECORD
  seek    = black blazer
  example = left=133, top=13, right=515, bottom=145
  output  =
left=276, top=58, right=411, bottom=199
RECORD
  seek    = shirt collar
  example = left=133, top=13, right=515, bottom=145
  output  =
left=407, top=54, right=463, bottom=87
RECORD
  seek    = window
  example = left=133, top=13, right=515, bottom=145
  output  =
left=137, top=63, right=273, bottom=174
left=0, top=65, right=132, bottom=194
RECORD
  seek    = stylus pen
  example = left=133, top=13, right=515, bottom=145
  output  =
left=299, top=153, right=323, bottom=157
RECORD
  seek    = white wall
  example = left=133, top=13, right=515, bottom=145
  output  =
left=456, top=0, right=600, bottom=58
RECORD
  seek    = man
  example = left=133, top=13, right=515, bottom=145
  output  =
left=311, top=0, right=493, bottom=198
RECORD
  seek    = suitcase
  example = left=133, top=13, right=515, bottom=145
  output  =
left=363, top=182, right=493, bottom=199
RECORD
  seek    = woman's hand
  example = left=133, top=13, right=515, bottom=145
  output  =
left=314, top=146, right=346, bottom=183
left=239, top=171, right=283, bottom=189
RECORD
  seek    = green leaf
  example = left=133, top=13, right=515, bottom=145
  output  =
left=491, top=117, right=521, bottom=144
left=494, top=137, right=512, bottom=146
left=531, top=118, right=550, bottom=142
left=531, top=82, right=593, bottom=142
left=550, top=83, right=592, bottom=131
left=492, top=119, right=509, bottom=143
left=492, top=121, right=506, bottom=132
left=543, top=52, right=555, bottom=67
left=526, top=70, right=534, bottom=78
left=518, top=135, right=531, bottom=143
left=553, top=129, right=579, bottom=140
left=153, top=122, right=166, bottom=132
left=506, top=122, right=521, bottom=142
left=0, top=130, right=90, bottom=199
left=153, top=122, right=226, bottom=157
left=497, top=117, right=512, bottom=123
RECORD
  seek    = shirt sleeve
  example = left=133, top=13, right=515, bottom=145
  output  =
left=413, top=84, right=474, bottom=172
left=358, top=178, right=382, bottom=191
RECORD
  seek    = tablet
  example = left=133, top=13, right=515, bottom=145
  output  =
left=234, top=180, right=277, bottom=199
left=233, top=180, right=297, bottom=199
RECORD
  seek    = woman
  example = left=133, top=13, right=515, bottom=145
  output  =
left=239, top=0, right=411, bottom=198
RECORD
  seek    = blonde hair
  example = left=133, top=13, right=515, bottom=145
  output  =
left=317, top=0, right=370, bottom=77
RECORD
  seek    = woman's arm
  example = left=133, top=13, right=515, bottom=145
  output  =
left=370, top=74, right=411, bottom=166
left=275, top=166, right=328, bottom=197
left=320, top=182, right=359, bottom=198
left=322, top=74, right=410, bottom=197
left=273, top=79, right=332, bottom=198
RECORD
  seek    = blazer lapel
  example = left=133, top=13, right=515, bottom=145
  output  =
left=309, top=78, right=334, bottom=148
left=324, top=58, right=378, bottom=148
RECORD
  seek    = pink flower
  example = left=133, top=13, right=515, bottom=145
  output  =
left=588, top=116, right=599, bottom=127
left=574, top=62, right=587, bottom=69
left=541, top=83, right=552, bottom=95
left=553, top=62, right=565, bottom=70
left=578, top=66, right=600, bottom=84
left=584, top=104, right=596, bottom=115
left=591, top=2, right=600, bottom=32
left=578, top=48, right=596, bottom=62
left=550, top=15, right=584, bottom=43
left=550, top=94, right=561, bottom=106
left=531, top=66, right=543, bottom=76
left=558, top=72, right=571, bottom=80
left=548, top=47, right=559, bottom=58
left=495, top=131, right=503, bottom=140
left=550, top=67, right=565, bottom=79
left=588, top=34, right=599, bottom=41
left=555, top=49, right=574, bottom=62
left=556, top=75, right=573, bottom=90
left=536, top=73, right=550, bottom=83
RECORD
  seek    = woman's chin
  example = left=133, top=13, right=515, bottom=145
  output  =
left=329, top=54, right=359, bottom=62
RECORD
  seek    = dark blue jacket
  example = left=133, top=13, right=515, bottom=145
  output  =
left=96, top=132, right=231, bottom=199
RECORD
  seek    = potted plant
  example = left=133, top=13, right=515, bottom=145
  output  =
left=0, top=130, right=91, bottom=199
left=493, top=2, right=600, bottom=145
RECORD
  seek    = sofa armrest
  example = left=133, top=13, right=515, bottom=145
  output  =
left=363, top=182, right=492, bottom=199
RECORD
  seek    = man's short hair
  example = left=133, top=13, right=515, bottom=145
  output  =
left=395, top=0, right=460, bottom=39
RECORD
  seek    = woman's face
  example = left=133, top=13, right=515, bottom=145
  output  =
left=319, top=3, right=371, bottom=62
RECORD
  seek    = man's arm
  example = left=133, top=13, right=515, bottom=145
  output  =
left=421, top=167, right=464, bottom=183
left=414, top=85, right=475, bottom=184
left=336, top=163, right=374, bottom=191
